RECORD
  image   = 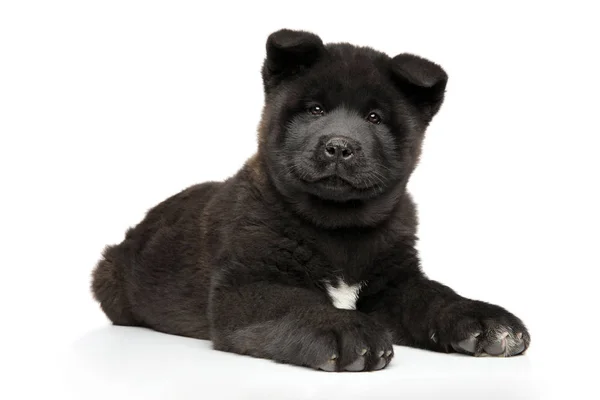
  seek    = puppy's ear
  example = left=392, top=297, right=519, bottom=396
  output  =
left=391, top=54, right=448, bottom=120
left=262, top=29, right=324, bottom=92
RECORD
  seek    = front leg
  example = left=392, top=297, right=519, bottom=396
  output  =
left=209, top=280, right=394, bottom=372
left=360, top=256, right=530, bottom=357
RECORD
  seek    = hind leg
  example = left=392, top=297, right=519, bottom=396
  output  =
left=91, top=246, right=138, bottom=326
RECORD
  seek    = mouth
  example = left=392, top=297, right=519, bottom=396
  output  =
left=293, top=171, right=380, bottom=201
left=313, top=175, right=361, bottom=190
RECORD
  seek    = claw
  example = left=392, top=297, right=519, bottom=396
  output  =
left=430, top=331, right=438, bottom=343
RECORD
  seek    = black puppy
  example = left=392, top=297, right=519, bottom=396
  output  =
left=92, top=29, right=530, bottom=372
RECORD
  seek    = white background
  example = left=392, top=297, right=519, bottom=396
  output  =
left=1, top=1, right=598, bottom=399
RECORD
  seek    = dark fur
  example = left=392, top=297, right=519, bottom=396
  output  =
left=92, top=29, right=529, bottom=372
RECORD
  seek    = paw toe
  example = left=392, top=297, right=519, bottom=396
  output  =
left=484, top=337, right=506, bottom=356
left=344, top=356, right=365, bottom=372
left=510, top=339, right=526, bottom=356
left=452, top=334, right=479, bottom=354
left=507, top=332, right=527, bottom=356
left=317, top=360, right=336, bottom=372
left=373, top=356, right=387, bottom=370
left=316, top=354, right=338, bottom=372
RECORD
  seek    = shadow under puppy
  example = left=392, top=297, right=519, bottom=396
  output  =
left=92, top=29, right=530, bottom=372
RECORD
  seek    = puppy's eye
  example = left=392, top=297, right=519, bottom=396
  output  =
left=308, top=105, right=325, bottom=116
left=367, top=112, right=382, bottom=124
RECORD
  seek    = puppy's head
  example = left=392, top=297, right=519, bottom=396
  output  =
left=257, top=29, right=447, bottom=228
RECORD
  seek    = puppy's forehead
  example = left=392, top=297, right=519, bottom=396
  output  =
left=321, top=45, right=388, bottom=81
left=299, top=44, right=395, bottom=106
left=327, top=43, right=384, bottom=64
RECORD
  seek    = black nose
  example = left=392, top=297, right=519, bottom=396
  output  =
left=324, top=137, right=355, bottom=160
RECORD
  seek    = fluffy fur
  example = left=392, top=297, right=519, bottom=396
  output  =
left=92, top=29, right=530, bottom=372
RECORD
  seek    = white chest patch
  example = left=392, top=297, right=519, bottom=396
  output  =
left=325, top=279, right=363, bottom=310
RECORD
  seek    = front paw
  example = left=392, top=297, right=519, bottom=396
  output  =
left=434, top=300, right=530, bottom=357
left=225, top=311, right=393, bottom=372
left=310, top=312, right=394, bottom=372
